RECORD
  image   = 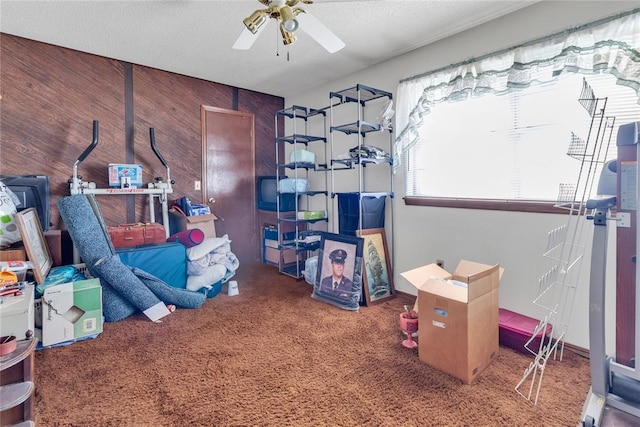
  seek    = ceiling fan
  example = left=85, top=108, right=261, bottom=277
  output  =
left=233, top=0, right=345, bottom=53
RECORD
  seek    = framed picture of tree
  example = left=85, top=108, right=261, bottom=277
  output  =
left=356, top=228, right=395, bottom=305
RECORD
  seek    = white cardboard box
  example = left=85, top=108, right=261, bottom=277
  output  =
left=401, top=260, right=503, bottom=384
left=39, top=278, right=103, bottom=347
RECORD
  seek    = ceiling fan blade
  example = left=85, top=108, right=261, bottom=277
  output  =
left=232, top=19, right=270, bottom=50
left=296, top=11, right=345, bottom=53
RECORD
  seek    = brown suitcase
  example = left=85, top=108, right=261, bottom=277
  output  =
left=107, top=222, right=166, bottom=248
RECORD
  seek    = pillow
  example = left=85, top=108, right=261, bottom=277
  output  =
left=186, top=234, right=231, bottom=261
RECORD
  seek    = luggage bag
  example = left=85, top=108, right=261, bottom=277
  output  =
left=108, top=222, right=166, bottom=248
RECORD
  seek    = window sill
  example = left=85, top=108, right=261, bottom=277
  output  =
left=403, top=196, right=571, bottom=214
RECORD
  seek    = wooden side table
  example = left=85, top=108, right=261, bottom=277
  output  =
left=0, top=338, right=36, bottom=426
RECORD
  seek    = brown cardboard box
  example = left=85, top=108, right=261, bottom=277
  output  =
left=401, top=260, right=502, bottom=384
left=0, top=243, right=26, bottom=261
left=264, top=247, right=298, bottom=265
left=169, top=209, right=217, bottom=238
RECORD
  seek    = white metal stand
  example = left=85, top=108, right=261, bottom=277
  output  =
left=515, top=79, right=616, bottom=404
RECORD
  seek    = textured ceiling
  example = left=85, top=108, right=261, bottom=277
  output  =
left=0, top=0, right=538, bottom=97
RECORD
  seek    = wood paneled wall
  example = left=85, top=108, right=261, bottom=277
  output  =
left=0, top=33, right=283, bottom=261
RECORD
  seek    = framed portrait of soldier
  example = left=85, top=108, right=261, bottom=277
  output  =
left=311, top=232, right=364, bottom=311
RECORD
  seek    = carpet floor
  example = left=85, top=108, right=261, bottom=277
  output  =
left=34, top=263, right=591, bottom=426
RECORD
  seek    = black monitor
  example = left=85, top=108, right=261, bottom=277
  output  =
left=0, top=175, right=51, bottom=231
left=256, top=175, right=296, bottom=212
left=256, top=175, right=279, bottom=211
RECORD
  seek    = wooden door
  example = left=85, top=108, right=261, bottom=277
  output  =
left=201, top=106, right=257, bottom=264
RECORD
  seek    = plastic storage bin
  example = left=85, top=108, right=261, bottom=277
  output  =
left=498, top=308, right=553, bottom=355
left=290, top=149, right=315, bottom=164
left=278, top=178, right=309, bottom=193
left=303, top=256, right=318, bottom=285
left=337, top=192, right=386, bottom=236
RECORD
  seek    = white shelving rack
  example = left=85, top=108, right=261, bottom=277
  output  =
left=328, top=84, right=394, bottom=258
left=274, top=105, right=329, bottom=279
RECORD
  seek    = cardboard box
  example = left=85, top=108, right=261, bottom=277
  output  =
left=263, top=246, right=298, bottom=265
left=264, top=246, right=279, bottom=265
left=401, top=260, right=502, bottom=384
left=169, top=209, right=217, bottom=238
left=38, top=278, right=103, bottom=347
left=0, top=243, right=26, bottom=261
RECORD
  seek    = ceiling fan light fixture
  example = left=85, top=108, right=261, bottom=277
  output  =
left=279, top=22, right=297, bottom=45
left=279, top=6, right=299, bottom=32
left=234, top=0, right=344, bottom=53
left=243, top=10, right=267, bottom=34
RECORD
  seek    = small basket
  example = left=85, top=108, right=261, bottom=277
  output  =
left=73, top=263, right=91, bottom=278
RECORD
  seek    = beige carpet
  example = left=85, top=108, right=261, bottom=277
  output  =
left=34, top=264, right=590, bottom=426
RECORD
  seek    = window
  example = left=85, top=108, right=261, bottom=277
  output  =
left=395, top=9, right=639, bottom=212
left=405, top=73, right=640, bottom=205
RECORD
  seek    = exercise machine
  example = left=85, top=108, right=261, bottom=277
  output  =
left=69, top=120, right=174, bottom=233
left=581, top=121, right=640, bottom=426
left=69, top=121, right=175, bottom=263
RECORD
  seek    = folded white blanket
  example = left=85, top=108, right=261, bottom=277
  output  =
left=185, top=234, right=240, bottom=293
left=186, top=264, right=228, bottom=292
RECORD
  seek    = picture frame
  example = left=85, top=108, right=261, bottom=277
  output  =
left=356, top=228, right=395, bottom=305
left=312, top=232, right=364, bottom=311
left=15, top=208, right=52, bottom=284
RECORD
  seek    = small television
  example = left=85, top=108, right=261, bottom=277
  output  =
left=0, top=175, right=51, bottom=231
left=256, top=175, right=296, bottom=212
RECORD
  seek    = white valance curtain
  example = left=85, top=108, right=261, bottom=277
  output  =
left=393, top=8, right=640, bottom=173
